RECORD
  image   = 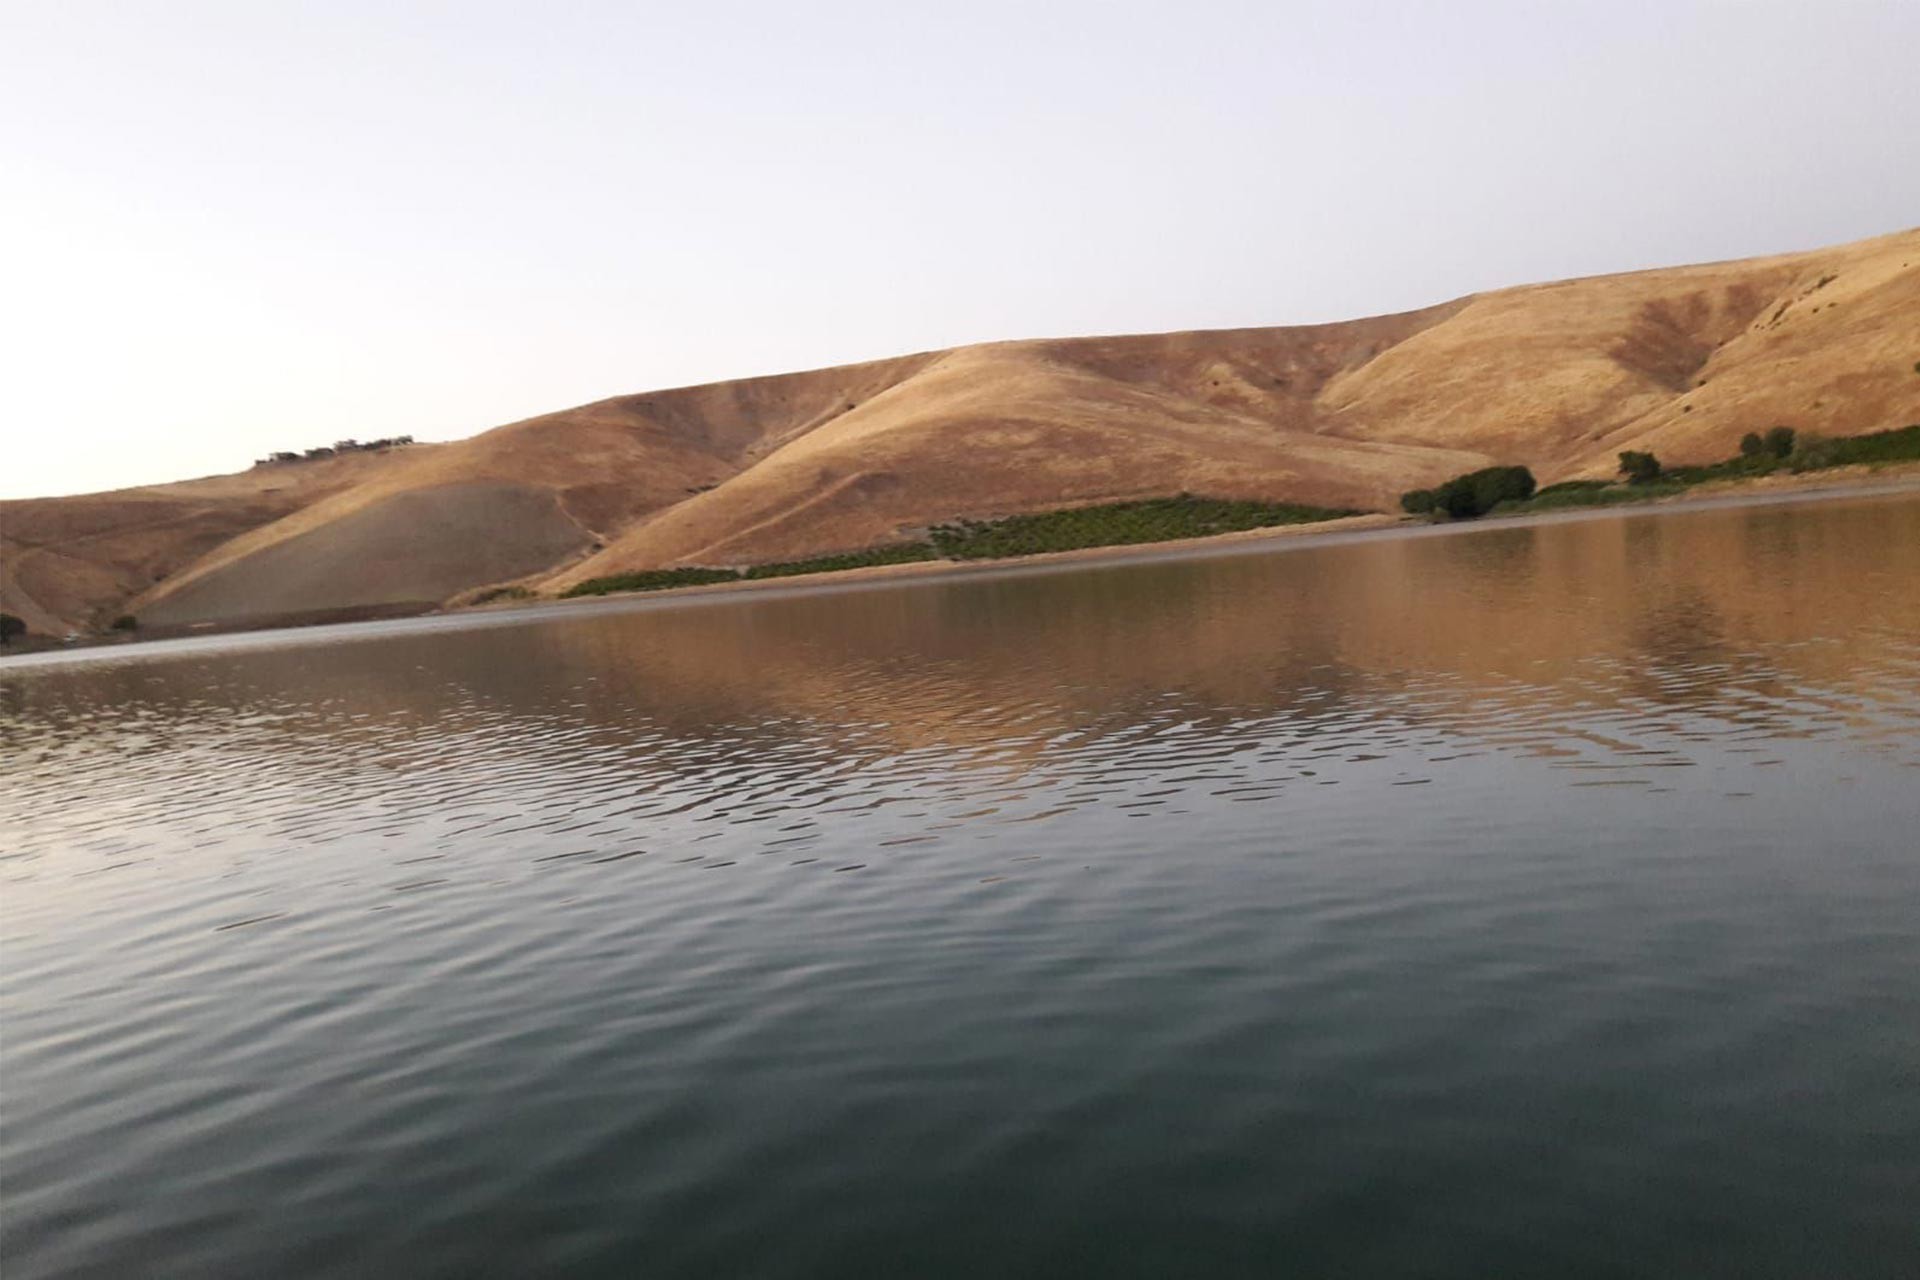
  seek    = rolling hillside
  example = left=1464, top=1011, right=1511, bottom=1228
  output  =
left=4, top=226, right=1916, bottom=635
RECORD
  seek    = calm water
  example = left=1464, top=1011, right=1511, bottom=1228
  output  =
left=5, top=492, right=1920, bottom=1278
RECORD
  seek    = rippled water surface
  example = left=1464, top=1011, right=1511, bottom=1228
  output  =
left=6, top=492, right=1920, bottom=1278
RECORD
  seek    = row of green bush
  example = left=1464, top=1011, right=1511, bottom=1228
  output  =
left=741, top=543, right=939, bottom=579
left=1403, top=424, right=1920, bottom=521
left=1399, top=466, right=1536, bottom=519
left=1510, top=479, right=1689, bottom=511
left=1787, top=423, right=1920, bottom=469
left=928, top=495, right=1358, bottom=559
left=1527, top=425, right=1920, bottom=512
left=560, top=567, right=741, bottom=598
left=559, top=495, right=1359, bottom=598
left=562, top=544, right=947, bottom=597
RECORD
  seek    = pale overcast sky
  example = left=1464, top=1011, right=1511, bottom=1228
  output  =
left=3, top=1, right=1915, bottom=498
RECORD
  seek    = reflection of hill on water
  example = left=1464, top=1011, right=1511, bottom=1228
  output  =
left=8, top=495, right=1917, bottom=787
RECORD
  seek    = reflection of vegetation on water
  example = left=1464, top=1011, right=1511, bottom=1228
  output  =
left=1405, top=424, right=1920, bottom=520
left=560, top=496, right=1357, bottom=598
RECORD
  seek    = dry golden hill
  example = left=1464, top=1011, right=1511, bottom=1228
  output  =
left=0, top=449, right=421, bottom=637
left=4, top=226, right=1915, bottom=635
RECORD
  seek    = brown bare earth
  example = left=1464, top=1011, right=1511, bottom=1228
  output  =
left=4, top=226, right=1916, bottom=635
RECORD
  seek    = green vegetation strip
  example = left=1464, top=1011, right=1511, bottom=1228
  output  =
left=741, top=543, right=940, bottom=579
left=559, top=427, right=1919, bottom=603
left=559, top=495, right=1358, bottom=598
left=561, top=567, right=740, bottom=598
left=929, top=495, right=1360, bottom=560
left=1512, top=480, right=1689, bottom=511
left=1402, top=424, right=1920, bottom=522
left=1501, top=424, right=1920, bottom=516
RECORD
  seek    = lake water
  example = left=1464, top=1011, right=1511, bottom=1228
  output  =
left=5, top=491, right=1920, bottom=1278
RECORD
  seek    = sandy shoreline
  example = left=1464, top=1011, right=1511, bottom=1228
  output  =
left=7, top=468, right=1918, bottom=667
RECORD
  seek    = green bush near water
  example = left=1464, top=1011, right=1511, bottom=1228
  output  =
left=1492, top=423, right=1920, bottom=515
left=1739, top=427, right=1796, bottom=460
left=1618, top=451, right=1663, bottom=484
left=741, top=544, right=940, bottom=579
left=928, top=495, right=1357, bottom=559
left=559, top=494, right=1359, bottom=596
left=1402, top=466, right=1536, bottom=520
left=1787, top=423, right=1920, bottom=469
left=1402, top=423, right=1918, bottom=522
left=561, top=566, right=741, bottom=598
left=1626, top=425, right=1920, bottom=490
left=1517, top=479, right=1690, bottom=511
left=1532, top=479, right=1613, bottom=498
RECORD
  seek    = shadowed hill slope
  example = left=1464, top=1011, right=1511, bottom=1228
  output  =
left=94, top=354, right=941, bottom=629
left=5, top=226, right=1915, bottom=634
left=1, top=450, right=423, bottom=635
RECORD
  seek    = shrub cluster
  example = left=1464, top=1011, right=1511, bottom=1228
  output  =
left=1618, top=451, right=1663, bottom=484
left=1400, top=466, right=1536, bottom=520
left=1738, top=427, right=1797, bottom=459
left=256, top=436, right=416, bottom=466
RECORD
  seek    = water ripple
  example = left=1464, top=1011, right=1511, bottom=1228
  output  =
left=4, top=493, right=1920, bottom=1277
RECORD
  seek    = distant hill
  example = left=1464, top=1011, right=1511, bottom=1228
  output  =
left=5, top=226, right=1916, bottom=635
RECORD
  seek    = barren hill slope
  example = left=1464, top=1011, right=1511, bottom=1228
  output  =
left=121, top=353, right=943, bottom=628
left=5, top=226, right=1915, bottom=635
left=548, top=334, right=1483, bottom=586
left=1, top=449, right=422, bottom=636
left=553, top=227, right=1920, bottom=589
left=1320, top=226, right=1920, bottom=474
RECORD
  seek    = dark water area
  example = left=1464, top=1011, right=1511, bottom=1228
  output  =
left=5, top=493, right=1920, bottom=1278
